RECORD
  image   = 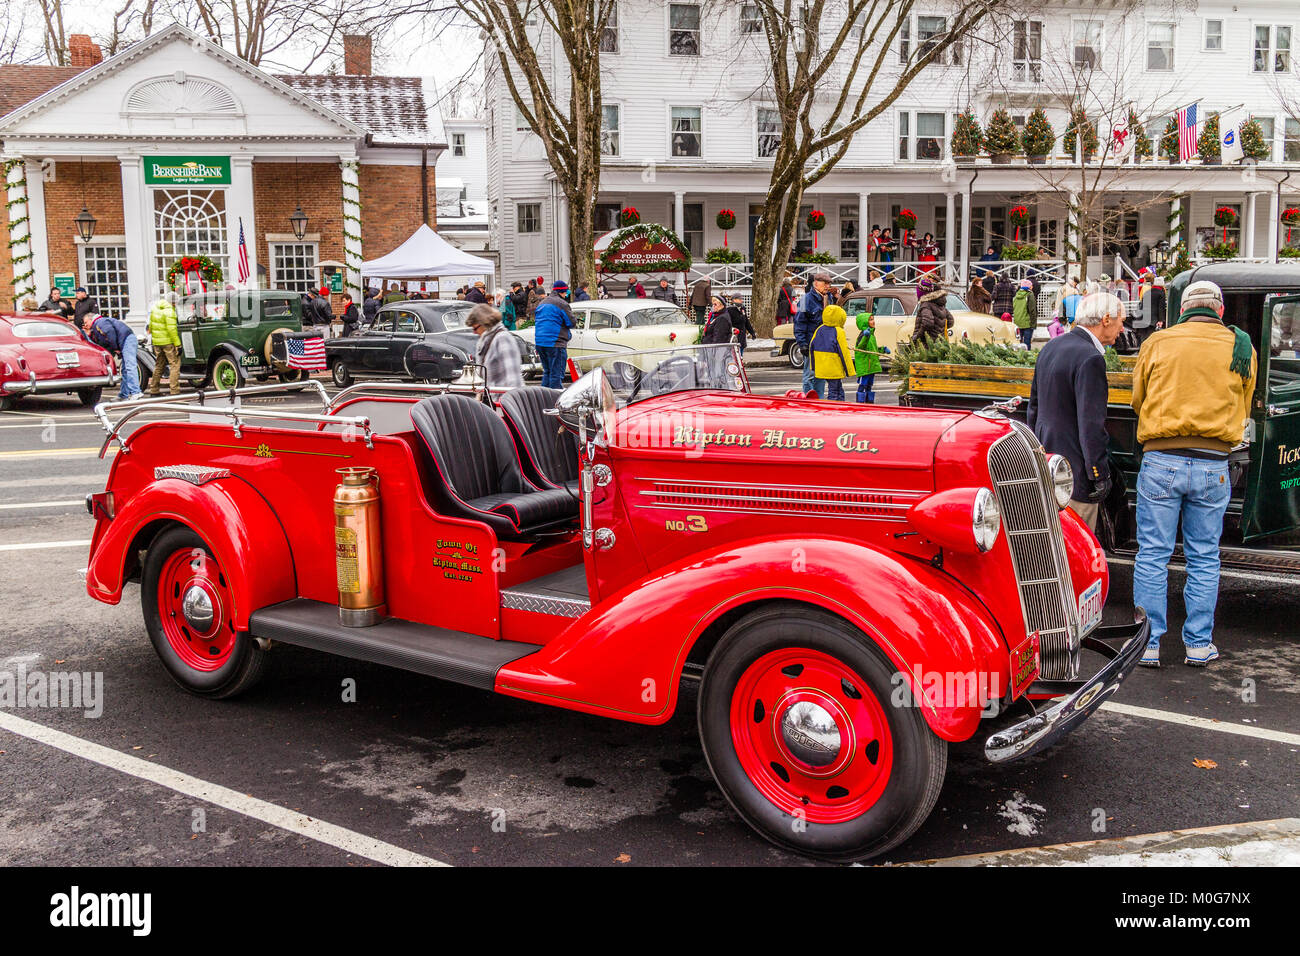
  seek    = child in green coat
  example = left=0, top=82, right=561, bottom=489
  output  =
left=853, top=312, right=884, bottom=403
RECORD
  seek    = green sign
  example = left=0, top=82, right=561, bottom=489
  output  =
left=145, top=156, right=231, bottom=186
left=328, top=272, right=344, bottom=293
left=52, top=273, right=76, bottom=296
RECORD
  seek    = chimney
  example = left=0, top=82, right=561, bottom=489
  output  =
left=68, top=34, right=104, bottom=69
left=343, top=35, right=372, bottom=76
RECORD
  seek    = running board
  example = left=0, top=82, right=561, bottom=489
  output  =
left=1114, top=544, right=1300, bottom=574
left=249, top=598, right=541, bottom=690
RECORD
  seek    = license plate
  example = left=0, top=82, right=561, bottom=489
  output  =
left=1079, top=579, right=1103, bottom=635
left=55, top=351, right=80, bottom=368
left=1010, top=631, right=1040, bottom=699
left=240, top=354, right=262, bottom=367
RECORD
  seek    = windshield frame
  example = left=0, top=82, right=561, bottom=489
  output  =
left=568, top=342, right=748, bottom=406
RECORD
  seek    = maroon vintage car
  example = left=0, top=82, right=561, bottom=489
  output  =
left=0, top=313, right=119, bottom=410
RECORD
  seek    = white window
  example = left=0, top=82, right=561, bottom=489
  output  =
left=796, top=4, right=817, bottom=55
left=594, top=202, right=622, bottom=234
left=1257, top=116, right=1276, bottom=162
left=740, top=3, right=762, bottom=35
left=1285, top=118, right=1300, bottom=162
left=671, top=106, right=702, bottom=157
left=152, top=189, right=227, bottom=286
left=1073, top=19, right=1102, bottom=69
left=601, top=3, right=619, bottom=53
left=898, top=110, right=945, bottom=161
left=1204, top=19, right=1223, bottom=51
left=1210, top=200, right=1242, bottom=249
left=78, top=243, right=130, bottom=319
left=683, top=203, right=704, bottom=258
left=1013, top=20, right=1042, bottom=82
left=269, top=241, right=318, bottom=293
left=1255, top=25, right=1292, bottom=72
left=898, top=111, right=909, bottom=160
left=601, top=104, right=620, bottom=156
left=839, top=204, right=859, bottom=259
left=1147, top=22, right=1174, bottom=71
left=898, top=18, right=909, bottom=63
left=669, top=4, right=700, bottom=56
left=517, top=203, right=541, bottom=233
left=452, top=133, right=466, bottom=156
left=756, top=107, right=781, bottom=158
left=918, top=15, right=959, bottom=65
left=514, top=105, right=532, bottom=135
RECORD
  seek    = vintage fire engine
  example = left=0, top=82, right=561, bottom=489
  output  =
left=85, top=344, right=1147, bottom=862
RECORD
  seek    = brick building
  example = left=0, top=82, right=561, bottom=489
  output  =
left=0, top=24, right=445, bottom=326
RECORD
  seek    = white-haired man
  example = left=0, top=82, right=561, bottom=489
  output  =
left=1131, top=280, right=1256, bottom=667
left=1028, top=292, right=1124, bottom=532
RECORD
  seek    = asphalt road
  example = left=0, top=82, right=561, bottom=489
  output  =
left=0, top=380, right=1296, bottom=867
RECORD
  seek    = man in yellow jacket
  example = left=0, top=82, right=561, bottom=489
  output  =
left=1131, top=280, right=1256, bottom=668
left=148, top=295, right=183, bottom=396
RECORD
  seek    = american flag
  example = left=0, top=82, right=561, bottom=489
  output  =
left=285, top=335, right=326, bottom=371
left=236, top=218, right=250, bottom=283
left=1176, top=102, right=1199, bottom=162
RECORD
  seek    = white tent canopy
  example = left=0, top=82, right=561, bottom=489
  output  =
left=360, top=223, right=494, bottom=287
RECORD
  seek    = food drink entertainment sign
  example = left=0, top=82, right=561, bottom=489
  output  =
left=145, top=157, right=232, bottom=186
left=599, top=224, right=692, bottom=274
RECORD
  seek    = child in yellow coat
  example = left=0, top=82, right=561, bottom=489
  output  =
left=809, top=304, right=855, bottom=400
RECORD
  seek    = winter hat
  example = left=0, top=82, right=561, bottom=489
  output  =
left=1019, top=278, right=1033, bottom=290
left=552, top=280, right=569, bottom=292
left=822, top=304, right=847, bottom=326
left=916, top=276, right=935, bottom=293
left=319, top=286, right=330, bottom=297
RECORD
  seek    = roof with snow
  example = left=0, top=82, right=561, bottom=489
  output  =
left=274, top=74, right=446, bottom=148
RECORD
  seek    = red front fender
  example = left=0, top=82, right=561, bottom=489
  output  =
left=496, top=536, right=1009, bottom=741
left=85, top=477, right=296, bottom=631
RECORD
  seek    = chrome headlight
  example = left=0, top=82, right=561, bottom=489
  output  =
left=1046, top=454, right=1073, bottom=509
left=973, top=487, right=1001, bottom=552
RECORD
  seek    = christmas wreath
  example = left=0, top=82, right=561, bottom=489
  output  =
left=895, top=208, right=917, bottom=231
left=1283, top=206, right=1300, bottom=244
left=1009, top=205, right=1030, bottom=241
left=806, top=209, right=826, bottom=250
left=619, top=206, right=641, bottom=227
left=716, top=208, right=737, bottom=230
left=165, top=254, right=223, bottom=294
left=1214, top=206, right=1237, bottom=243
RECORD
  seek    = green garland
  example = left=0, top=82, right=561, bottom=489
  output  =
left=598, top=222, right=693, bottom=274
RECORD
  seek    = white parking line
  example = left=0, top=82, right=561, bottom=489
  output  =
left=0, top=500, right=84, bottom=511
left=0, top=711, right=448, bottom=867
left=0, top=539, right=92, bottom=552
left=1100, top=702, right=1300, bottom=746
left=0, top=473, right=106, bottom=490
left=0, top=447, right=113, bottom=459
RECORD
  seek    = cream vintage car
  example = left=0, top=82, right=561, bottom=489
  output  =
left=518, top=299, right=701, bottom=356
left=772, top=287, right=1019, bottom=367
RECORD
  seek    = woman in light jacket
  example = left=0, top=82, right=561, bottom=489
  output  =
left=466, top=303, right=523, bottom=390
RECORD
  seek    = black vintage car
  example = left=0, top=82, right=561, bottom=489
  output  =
left=908, top=262, right=1300, bottom=572
left=325, top=300, right=538, bottom=387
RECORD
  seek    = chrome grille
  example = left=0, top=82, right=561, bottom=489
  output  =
left=987, top=426, right=1080, bottom=680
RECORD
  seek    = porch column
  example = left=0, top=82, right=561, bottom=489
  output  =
left=1268, top=188, right=1281, bottom=263
left=7, top=156, right=47, bottom=306
left=118, top=154, right=152, bottom=328
left=857, top=191, right=870, bottom=284
left=1244, top=191, right=1257, bottom=259
left=555, top=194, right=569, bottom=283
left=338, top=153, right=361, bottom=296
left=1066, top=191, right=1080, bottom=276
left=673, top=191, right=685, bottom=236
left=959, top=182, right=973, bottom=282
left=944, top=191, right=956, bottom=283
left=228, top=154, right=257, bottom=290
left=1169, top=196, right=1182, bottom=249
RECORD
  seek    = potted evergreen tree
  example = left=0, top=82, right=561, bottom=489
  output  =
left=1129, top=109, right=1153, bottom=163
left=1160, top=117, right=1179, bottom=162
left=1240, top=119, right=1271, bottom=161
left=1198, top=114, right=1221, bottom=165
left=1063, top=108, right=1098, bottom=162
left=984, top=109, right=1020, bottom=165
left=951, top=111, right=983, bottom=161
left=1021, top=107, right=1054, bottom=164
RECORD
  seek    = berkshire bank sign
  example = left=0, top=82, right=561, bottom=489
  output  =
left=144, top=156, right=232, bottom=186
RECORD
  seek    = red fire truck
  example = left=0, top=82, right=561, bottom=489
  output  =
left=85, top=345, right=1146, bottom=862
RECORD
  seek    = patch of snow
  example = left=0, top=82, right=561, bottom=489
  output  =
left=998, top=791, right=1046, bottom=836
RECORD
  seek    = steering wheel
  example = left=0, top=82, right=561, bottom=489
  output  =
left=645, top=354, right=699, bottom=395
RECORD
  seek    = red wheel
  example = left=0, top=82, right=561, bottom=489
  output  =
left=729, top=647, right=894, bottom=825
left=141, top=526, right=266, bottom=698
left=699, top=605, right=946, bottom=862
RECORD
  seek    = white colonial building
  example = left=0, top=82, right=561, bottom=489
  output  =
left=485, top=0, right=1300, bottom=288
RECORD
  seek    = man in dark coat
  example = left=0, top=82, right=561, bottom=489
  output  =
left=465, top=281, right=488, bottom=304
left=727, top=293, right=757, bottom=352
left=72, top=287, right=99, bottom=330
left=990, top=274, right=1018, bottom=320
left=912, top=277, right=953, bottom=343
left=341, top=294, right=361, bottom=337
left=1026, top=292, right=1124, bottom=532
left=362, top=287, right=379, bottom=326
left=651, top=278, right=675, bottom=302
left=794, top=272, right=830, bottom=393
left=39, top=287, right=75, bottom=320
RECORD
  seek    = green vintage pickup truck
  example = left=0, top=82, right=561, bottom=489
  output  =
left=138, top=290, right=322, bottom=390
left=906, top=263, right=1300, bottom=572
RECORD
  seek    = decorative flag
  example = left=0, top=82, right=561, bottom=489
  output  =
left=236, top=218, right=250, bottom=284
left=285, top=335, right=326, bottom=371
left=1219, top=106, right=1247, bottom=164
left=1108, top=115, right=1134, bottom=164
left=1176, top=103, right=1199, bottom=162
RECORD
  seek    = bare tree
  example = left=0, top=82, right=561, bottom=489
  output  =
left=741, top=0, right=996, bottom=334
left=0, top=0, right=35, bottom=63
left=103, top=0, right=159, bottom=57
left=36, top=0, right=68, bottom=65
left=176, top=0, right=391, bottom=70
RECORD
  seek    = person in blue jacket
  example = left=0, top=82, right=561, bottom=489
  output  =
left=533, top=280, right=576, bottom=389
left=794, top=272, right=830, bottom=394
left=84, top=312, right=142, bottom=400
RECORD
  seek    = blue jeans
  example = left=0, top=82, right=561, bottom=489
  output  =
left=856, top=374, right=875, bottom=403
left=119, top=334, right=140, bottom=399
left=800, top=346, right=816, bottom=394
left=1132, top=450, right=1232, bottom=648
left=821, top=378, right=844, bottom=401
left=536, top=344, right=567, bottom=390
left=1018, top=326, right=1034, bottom=348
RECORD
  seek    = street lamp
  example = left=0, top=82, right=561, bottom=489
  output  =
left=73, top=206, right=97, bottom=243
left=289, top=205, right=309, bottom=241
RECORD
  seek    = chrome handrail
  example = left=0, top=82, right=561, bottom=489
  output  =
left=97, top=405, right=373, bottom=458
left=94, top=379, right=331, bottom=456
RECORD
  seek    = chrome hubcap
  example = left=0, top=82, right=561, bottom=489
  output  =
left=182, top=585, right=214, bottom=631
left=779, top=700, right=842, bottom=767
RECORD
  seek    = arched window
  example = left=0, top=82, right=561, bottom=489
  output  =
left=153, top=189, right=227, bottom=285
left=125, top=75, right=240, bottom=115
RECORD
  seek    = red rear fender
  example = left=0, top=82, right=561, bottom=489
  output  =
left=496, top=537, right=1009, bottom=741
left=85, top=477, right=296, bottom=630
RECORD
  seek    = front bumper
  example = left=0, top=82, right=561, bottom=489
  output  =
left=983, top=612, right=1150, bottom=763
left=2, top=371, right=121, bottom=396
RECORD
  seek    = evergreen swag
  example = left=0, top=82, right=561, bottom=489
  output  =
left=1160, top=117, right=1179, bottom=161
left=951, top=111, right=983, bottom=156
left=1063, top=108, right=1098, bottom=158
left=1197, top=114, right=1221, bottom=159
left=1239, top=119, right=1271, bottom=160
left=598, top=222, right=692, bottom=274
left=984, top=109, right=1020, bottom=156
left=1021, top=107, right=1055, bottom=157
left=1129, top=109, right=1153, bottom=159
left=165, top=255, right=223, bottom=293
left=705, top=246, right=744, bottom=264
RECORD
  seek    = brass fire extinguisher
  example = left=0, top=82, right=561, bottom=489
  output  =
left=334, top=466, right=385, bottom=627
